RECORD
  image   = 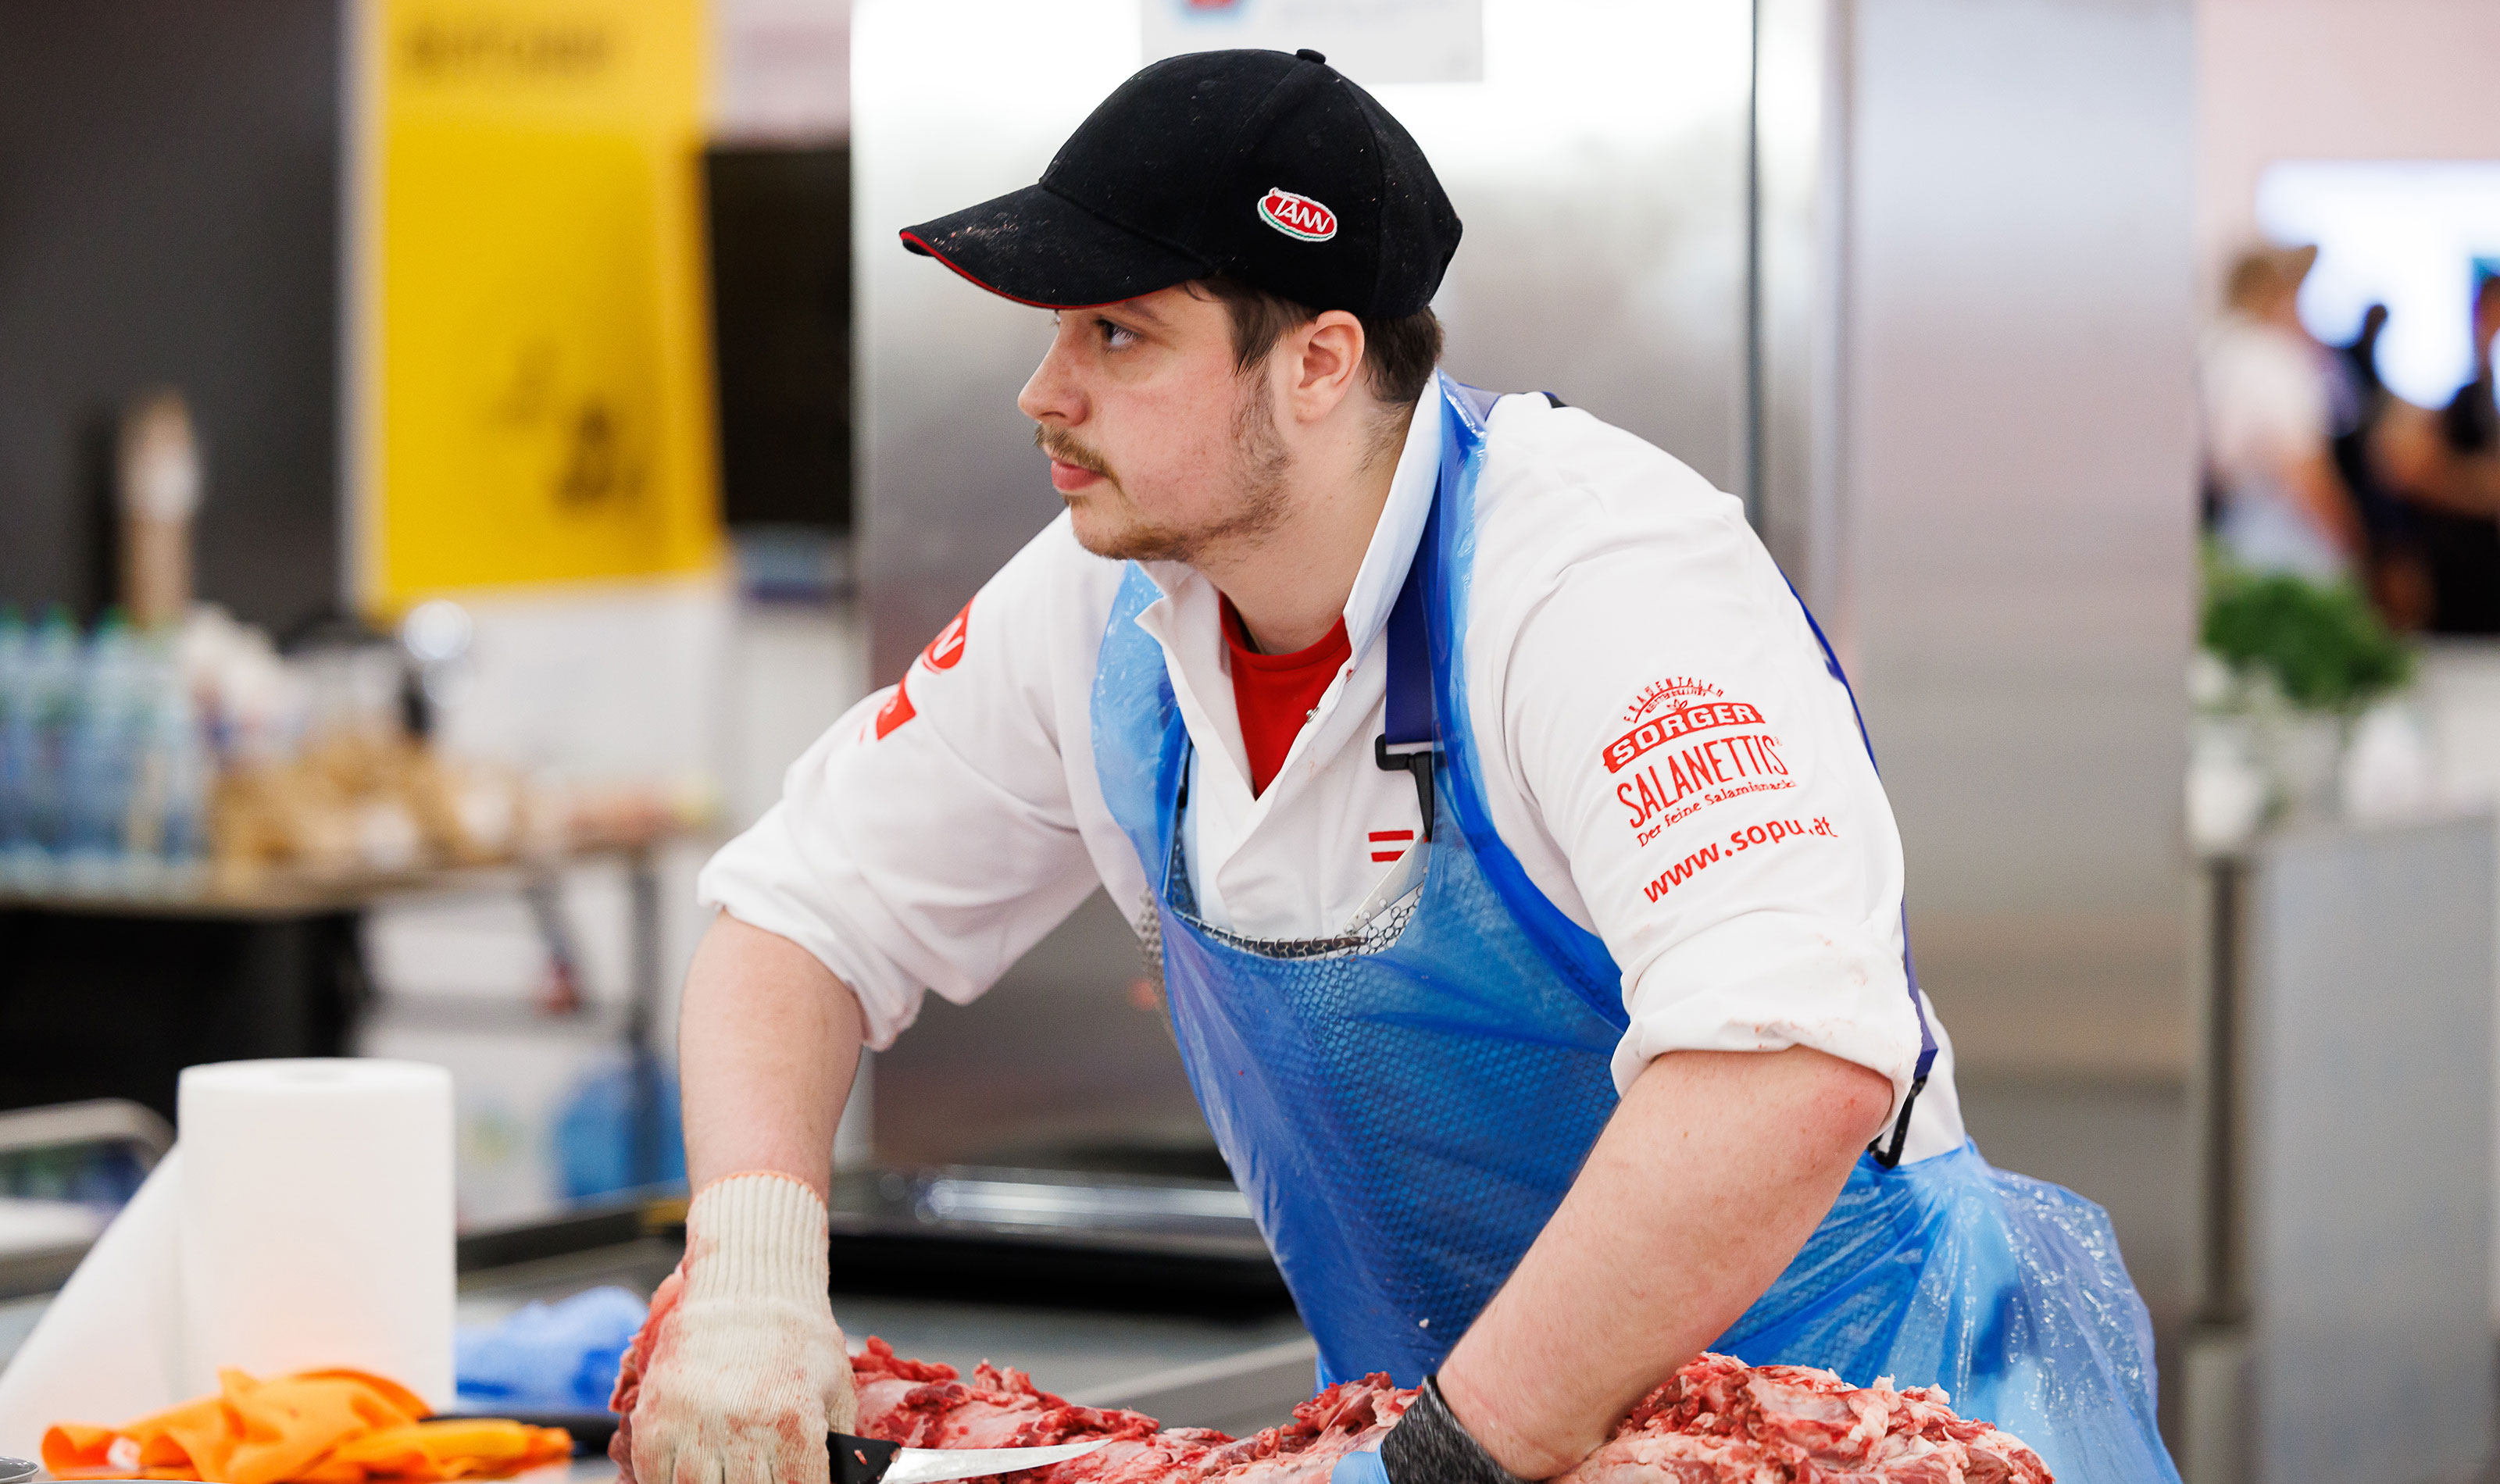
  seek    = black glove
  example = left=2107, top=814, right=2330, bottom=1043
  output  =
left=1365, top=1376, right=1538, bottom=1484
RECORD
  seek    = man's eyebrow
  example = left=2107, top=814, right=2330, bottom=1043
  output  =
left=1108, top=298, right=1166, bottom=325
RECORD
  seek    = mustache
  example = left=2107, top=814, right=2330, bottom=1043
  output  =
left=1034, top=423, right=1114, bottom=481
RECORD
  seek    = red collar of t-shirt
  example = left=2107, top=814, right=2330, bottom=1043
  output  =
left=1220, top=598, right=1352, bottom=797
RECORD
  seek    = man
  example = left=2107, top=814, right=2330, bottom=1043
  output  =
left=618, top=49, right=2176, bottom=1484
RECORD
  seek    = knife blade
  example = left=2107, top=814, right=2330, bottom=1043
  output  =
left=830, top=1433, right=1110, bottom=1484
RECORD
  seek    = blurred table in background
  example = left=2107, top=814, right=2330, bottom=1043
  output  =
left=2181, top=813, right=2498, bottom=1484
left=0, top=836, right=684, bottom=1191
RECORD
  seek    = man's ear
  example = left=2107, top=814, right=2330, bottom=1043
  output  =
left=1287, top=311, right=1368, bottom=423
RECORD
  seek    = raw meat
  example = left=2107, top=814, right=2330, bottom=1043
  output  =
left=614, top=1327, right=2051, bottom=1484
left=846, top=1340, right=2052, bottom=1484
left=851, top=1336, right=1406, bottom=1484
left=1555, top=1351, right=2052, bottom=1484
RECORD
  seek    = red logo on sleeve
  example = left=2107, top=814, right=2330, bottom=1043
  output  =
left=1602, top=699, right=1766, bottom=773
left=1602, top=682, right=1800, bottom=848
left=922, top=600, right=971, bottom=671
left=877, top=600, right=971, bottom=740
left=873, top=676, right=916, bottom=739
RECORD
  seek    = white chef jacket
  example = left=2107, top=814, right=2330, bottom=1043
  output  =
left=702, top=376, right=1966, bottom=1162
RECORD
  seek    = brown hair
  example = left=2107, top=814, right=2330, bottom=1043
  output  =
left=1189, top=276, right=1445, bottom=406
left=2223, top=244, right=2316, bottom=313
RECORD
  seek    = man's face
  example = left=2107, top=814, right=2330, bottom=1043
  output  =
left=1016, top=285, right=1289, bottom=565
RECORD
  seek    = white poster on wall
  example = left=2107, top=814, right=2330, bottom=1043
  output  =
left=1142, top=0, right=1483, bottom=86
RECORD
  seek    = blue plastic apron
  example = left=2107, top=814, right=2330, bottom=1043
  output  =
left=1089, top=377, right=2180, bottom=1482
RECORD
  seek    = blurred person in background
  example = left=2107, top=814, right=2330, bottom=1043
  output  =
left=2336, top=301, right=2388, bottom=405
left=2330, top=302, right=2434, bottom=627
left=2370, top=269, right=2500, bottom=633
left=2200, top=244, right=2365, bottom=581
left=2420, top=271, right=2500, bottom=632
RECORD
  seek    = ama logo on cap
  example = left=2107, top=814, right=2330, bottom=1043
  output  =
left=1258, top=187, right=1337, bottom=242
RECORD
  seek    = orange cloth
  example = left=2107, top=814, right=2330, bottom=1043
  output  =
left=45, top=1368, right=572, bottom=1484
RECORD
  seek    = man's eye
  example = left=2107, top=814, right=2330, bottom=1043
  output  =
left=1099, top=320, right=1138, bottom=349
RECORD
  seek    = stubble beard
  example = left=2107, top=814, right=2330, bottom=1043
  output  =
left=1045, top=378, right=1293, bottom=566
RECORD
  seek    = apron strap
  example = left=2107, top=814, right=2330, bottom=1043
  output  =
left=1375, top=494, right=1441, bottom=839
left=1374, top=386, right=1545, bottom=840
left=1780, top=581, right=1939, bottom=1168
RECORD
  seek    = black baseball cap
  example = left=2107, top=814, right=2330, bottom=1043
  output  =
left=900, top=48, right=1460, bottom=318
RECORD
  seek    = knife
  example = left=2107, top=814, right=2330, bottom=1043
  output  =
left=830, top=1433, right=1110, bottom=1484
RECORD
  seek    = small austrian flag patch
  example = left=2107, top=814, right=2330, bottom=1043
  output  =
left=1258, top=187, right=1337, bottom=242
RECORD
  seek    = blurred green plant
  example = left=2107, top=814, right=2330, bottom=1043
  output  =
left=2200, top=546, right=2413, bottom=713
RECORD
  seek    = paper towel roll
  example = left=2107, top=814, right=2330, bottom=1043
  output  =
left=178, top=1059, right=455, bottom=1408
left=0, top=1150, right=184, bottom=1454
left=0, top=1059, right=455, bottom=1449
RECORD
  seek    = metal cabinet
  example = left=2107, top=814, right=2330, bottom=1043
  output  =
left=2185, top=818, right=2497, bottom=1484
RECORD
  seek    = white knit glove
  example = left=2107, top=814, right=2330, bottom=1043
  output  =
left=612, top=1173, right=857, bottom=1484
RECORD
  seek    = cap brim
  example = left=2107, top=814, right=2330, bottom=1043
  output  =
left=901, top=184, right=1209, bottom=309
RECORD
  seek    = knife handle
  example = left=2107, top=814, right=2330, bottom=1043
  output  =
left=831, top=1433, right=902, bottom=1484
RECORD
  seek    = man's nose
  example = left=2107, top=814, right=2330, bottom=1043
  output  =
left=1017, top=333, right=1085, bottom=426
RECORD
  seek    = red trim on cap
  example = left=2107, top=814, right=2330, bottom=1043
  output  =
left=898, top=229, right=1136, bottom=312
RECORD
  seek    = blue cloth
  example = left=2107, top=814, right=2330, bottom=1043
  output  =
left=455, top=1286, right=648, bottom=1412
left=1088, top=376, right=2180, bottom=1482
left=1327, top=1450, right=1390, bottom=1484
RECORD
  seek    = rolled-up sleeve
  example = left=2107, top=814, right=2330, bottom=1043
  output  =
left=1489, top=476, right=1924, bottom=1115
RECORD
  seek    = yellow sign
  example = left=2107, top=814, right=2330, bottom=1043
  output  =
left=353, top=0, right=720, bottom=608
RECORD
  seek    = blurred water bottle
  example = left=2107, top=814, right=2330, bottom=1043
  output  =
left=555, top=1057, right=687, bottom=1200
left=0, top=608, right=30, bottom=875
left=65, top=614, right=140, bottom=888
left=162, top=668, right=209, bottom=883
left=18, top=608, right=81, bottom=883
left=127, top=635, right=208, bottom=888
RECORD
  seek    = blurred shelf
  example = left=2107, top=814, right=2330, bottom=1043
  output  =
left=0, top=837, right=705, bottom=922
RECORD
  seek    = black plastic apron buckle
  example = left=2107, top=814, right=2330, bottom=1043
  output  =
left=1375, top=733, right=1438, bottom=840
left=1868, top=1073, right=1927, bottom=1169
